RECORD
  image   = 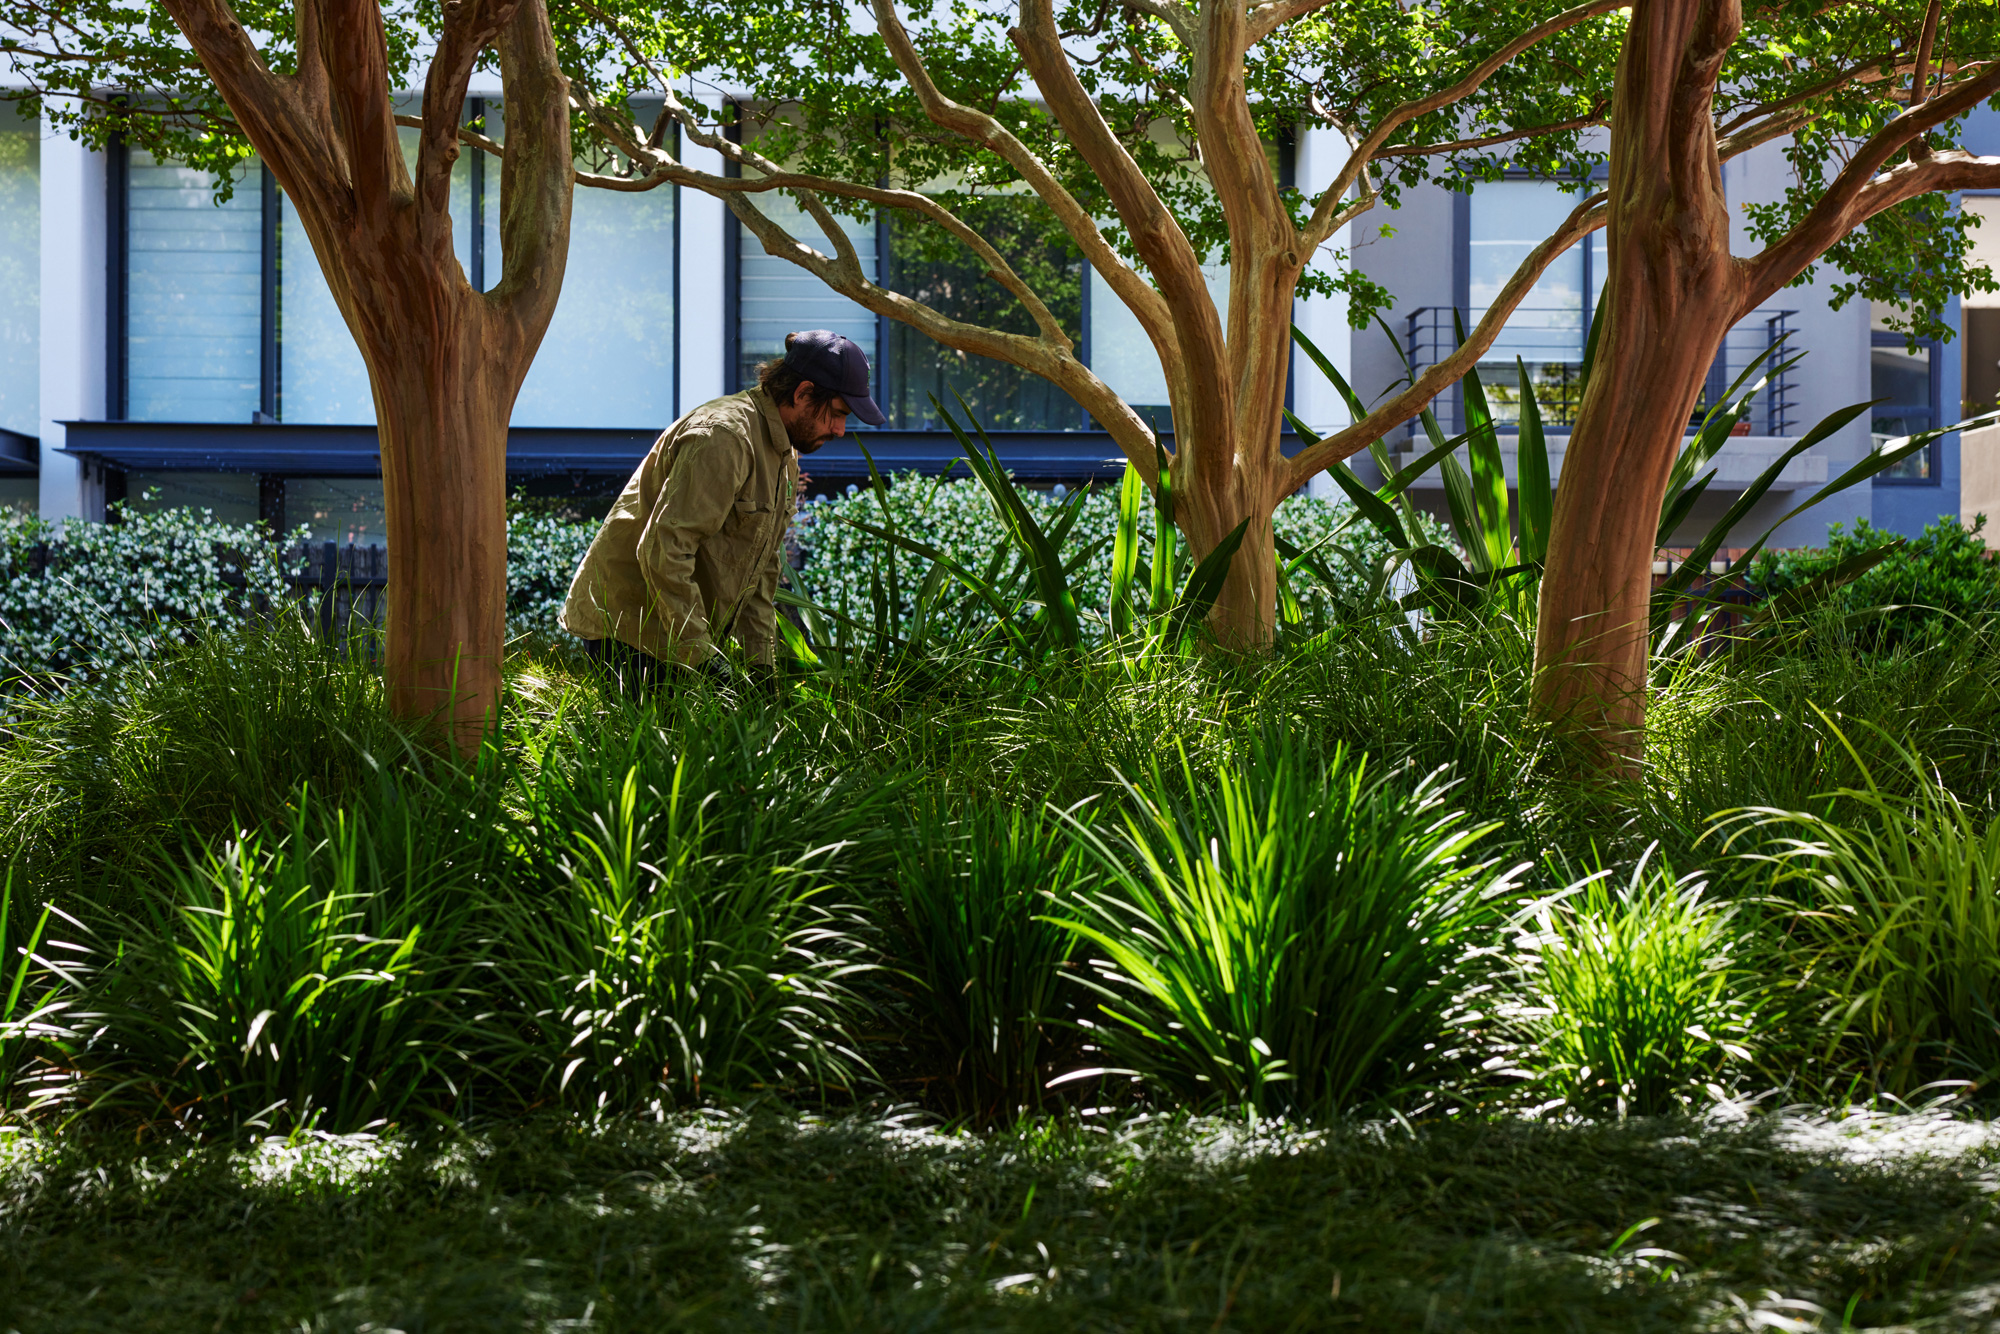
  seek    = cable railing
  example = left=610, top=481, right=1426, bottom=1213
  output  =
left=1404, top=307, right=1799, bottom=437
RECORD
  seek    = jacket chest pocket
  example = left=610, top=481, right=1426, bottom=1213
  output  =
left=730, top=496, right=776, bottom=546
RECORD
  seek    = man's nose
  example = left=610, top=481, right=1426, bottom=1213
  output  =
left=830, top=417, right=848, bottom=438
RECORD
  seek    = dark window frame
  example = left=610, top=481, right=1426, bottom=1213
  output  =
left=1871, top=327, right=1945, bottom=487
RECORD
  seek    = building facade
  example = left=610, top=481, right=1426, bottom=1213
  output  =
left=1, top=93, right=1996, bottom=552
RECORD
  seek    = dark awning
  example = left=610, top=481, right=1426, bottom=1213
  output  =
left=0, top=427, right=36, bottom=477
left=55, top=420, right=1210, bottom=484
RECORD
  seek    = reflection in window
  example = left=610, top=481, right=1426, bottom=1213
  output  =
left=1874, top=337, right=1938, bottom=481
left=126, top=152, right=262, bottom=423
left=1469, top=179, right=1601, bottom=427
left=0, top=106, right=37, bottom=439
left=289, top=477, right=387, bottom=545
left=123, top=472, right=260, bottom=525
left=1085, top=255, right=1228, bottom=435
left=884, top=198, right=1084, bottom=431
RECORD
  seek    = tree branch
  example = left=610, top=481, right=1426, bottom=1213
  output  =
left=1301, top=0, right=1626, bottom=251
left=868, top=0, right=1178, bottom=377
left=1908, top=0, right=1943, bottom=158
left=1713, top=51, right=1892, bottom=139
left=1012, top=0, right=1221, bottom=414
left=1246, top=0, right=1333, bottom=47
left=1743, top=60, right=2000, bottom=307
left=1288, top=191, right=1608, bottom=488
left=1375, top=109, right=1608, bottom=159
left=159, top=0, right=344, bottom=219
left=394, top=112, right=504, bottom=158
left=1118, top=0, right=1195, bottom=47
left=725, top=183, right=1162, bottom=483
left=317, top=0, right=406, bottom=211
left=486, top=0, right=570, bottom=344
left=418, top=0, right=519, bottom=248
left=567, top=79, right=1075, bottom=350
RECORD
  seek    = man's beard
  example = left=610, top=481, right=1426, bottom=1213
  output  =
left=790, top=433, right=828, bottom=455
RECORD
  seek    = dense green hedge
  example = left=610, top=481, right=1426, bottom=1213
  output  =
left=792, top=473, right=1437, bottom=636
left=0, top=477, right=1432, bottom=677
left=1748, top=514, right=2000, bottom=647
left=1, top=503, right=599, bottom=680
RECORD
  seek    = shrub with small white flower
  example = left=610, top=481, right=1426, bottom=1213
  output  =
left=792, top=472, right=1449, bottom=639
left=506, top=508, right=599, bottom=643
left=0, top=504, right=299, bottom=682
left=3, top=473, right=1449, bottom=679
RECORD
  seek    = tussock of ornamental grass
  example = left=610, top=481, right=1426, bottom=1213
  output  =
left=6, top=1106, right=2000, bottom=1332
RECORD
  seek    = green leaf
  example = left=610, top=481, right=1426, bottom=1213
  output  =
left=933, top=394, right=1082, bottom=654
left=1165, top=518, right=1252, bottom=647
left=1459, top=352, right=1513, bottom=572
left=1515, top=357, right=1552, bottom=567
left=1438, top=453, right=1489, bottom=574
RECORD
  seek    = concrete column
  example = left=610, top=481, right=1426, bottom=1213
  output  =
left=1291, top=124, right=1352, bottom=501
left=678, top=100, right=727, bottom=413
left=38, top=109, right=105, bottom=522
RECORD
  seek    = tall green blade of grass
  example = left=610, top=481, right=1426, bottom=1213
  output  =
left=1150, top=442, right=1179, bottom=616
left=886, top=796, right=1089, bottom=1123
left=0, top=865, right=57, bottom=1103
left=1454, top=315, right=1514, bottom=574
left=1053, top=734, right=1512, bottom=1116
left=1717, top=723, right=2000, bottom=1097
left=1109, top=463, right=1145, bottom=639
left=1515, top=357, right=1552, bottom=568
left=935, top=395, right=1084, bottom=654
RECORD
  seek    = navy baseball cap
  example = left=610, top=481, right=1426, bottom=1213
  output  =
left=783, top=330, right=887, bottom=426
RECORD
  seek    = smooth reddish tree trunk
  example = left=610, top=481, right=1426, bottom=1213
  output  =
left=162, top=0, right=570, bottom=753
left=1533, top=0, right=1743, bottom=767
left=368, top=333, right=515, bottom=741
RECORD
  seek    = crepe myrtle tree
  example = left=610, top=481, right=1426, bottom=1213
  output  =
left=1534, top=0, right=2000, bottom=765
left=544, top=0, right=1624, bottom=650
left=564, top=0, right=1999, bottom=763
left=2, top=0, right=573, bottom=750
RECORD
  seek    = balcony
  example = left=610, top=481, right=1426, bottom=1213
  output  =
left=1381, top=434, right=1828, bottom=495
left=1404, top=307, right=1800, bottom=438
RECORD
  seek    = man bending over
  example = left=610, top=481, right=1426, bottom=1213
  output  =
left=560, top=329, right=885, bottom=692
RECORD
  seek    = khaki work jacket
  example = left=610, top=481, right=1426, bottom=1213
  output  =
left=560, top=389, right=800, bottom=666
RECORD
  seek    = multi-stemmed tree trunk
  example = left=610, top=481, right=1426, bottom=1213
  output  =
left=157, top=0, right=571, bottom=750
left=1536, top=0, right=2000, bottom=765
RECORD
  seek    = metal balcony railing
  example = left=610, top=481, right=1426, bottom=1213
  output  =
left=1403, top=307, right=1799, bottom=437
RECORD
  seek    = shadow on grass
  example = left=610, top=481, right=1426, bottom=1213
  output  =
left=4, top=1107, right=1998, bottom=1332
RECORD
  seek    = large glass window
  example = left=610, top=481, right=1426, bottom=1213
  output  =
left=125, top=151, right=262, bottom=422
left=1873, top=303, right=1940, bottom=482
left=736, top=191, right=878, bottom=394
left=280, top=111, right=473, bottom=425
left=0, top=104, right=38, bottom=440
left=883, top=199, right=1084, bottom=431
left=127, top=102, right=679, bottom=432
left=1469, top=179, right=1601, bottom=426
left=510, top=133, right=676, bottom=429
left=124, top=472, right=260, bottom=525
left=1085, top=257, right=1229, bottom=435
